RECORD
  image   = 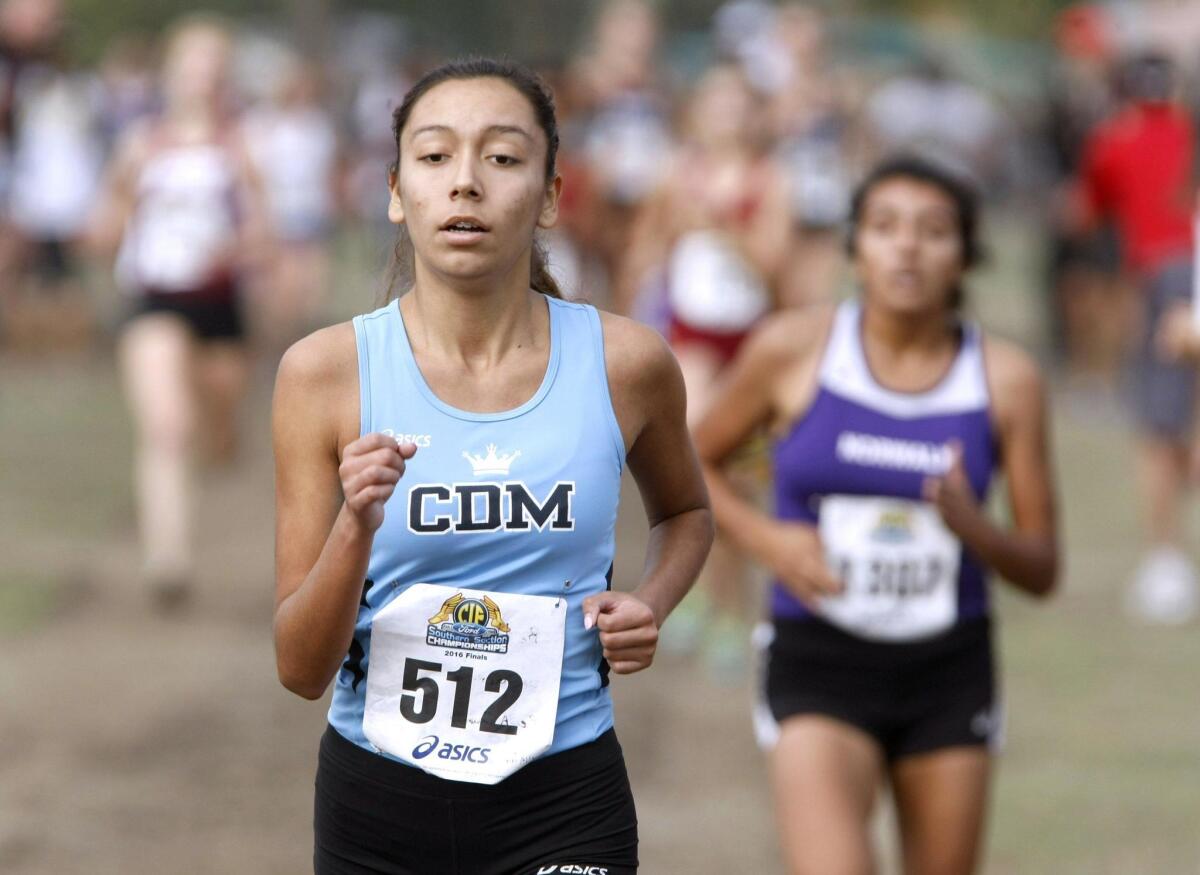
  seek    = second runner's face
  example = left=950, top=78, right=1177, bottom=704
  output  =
left=854, top=177, right=964, bottom=316
left=390, top=77, right=561, bottom=287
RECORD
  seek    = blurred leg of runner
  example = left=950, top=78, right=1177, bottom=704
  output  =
left=1127, top=259, right=1200, bottom=624
left=194, top=339, right=249, bottom=466
left=891, top=749, right=990, bottom=875
left=119, top=313, right=195, bottom=605
left=771, top=716, right=882, bottom=875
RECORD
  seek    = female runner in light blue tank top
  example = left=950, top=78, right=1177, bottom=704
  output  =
left=271, top=58, right=712, bottom=875
left=696, top=157, right=1060, bottom=875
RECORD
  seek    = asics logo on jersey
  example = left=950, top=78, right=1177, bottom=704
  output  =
left=382, top=428, right=432, bottom=448
left=536, top=867, right=609, bottom=875
left=836, top=431, right=952, bottom=475
left=407, top=481, right=576, bottom=534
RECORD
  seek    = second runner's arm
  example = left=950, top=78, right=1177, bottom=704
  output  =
left=693, top=311, right=843, bottom=605
left=923, top=338, right=1060, bottom=597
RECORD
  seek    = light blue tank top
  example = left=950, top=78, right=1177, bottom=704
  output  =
left=328, top=294, right=625, bottom=759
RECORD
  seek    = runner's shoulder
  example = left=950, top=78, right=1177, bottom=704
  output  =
left=740, top=303, right=837, bottom=372
left=598, top=310, right=680, bottom=391
left=982, top=333, right=1046, bottom=426
left=982, top=333, right=1044, bottom=396
left=276, top=321, right=358, bottom=399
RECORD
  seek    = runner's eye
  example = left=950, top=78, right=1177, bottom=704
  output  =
left=490, top=155, right=520, bottom=166
left=420, top=153, right=448, bottom=164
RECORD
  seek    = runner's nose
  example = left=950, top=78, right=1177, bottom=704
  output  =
left=450, top=156, right=481, bottom=201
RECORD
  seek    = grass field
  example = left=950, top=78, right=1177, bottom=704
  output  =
left=1, top=218, right=1198, bottom=873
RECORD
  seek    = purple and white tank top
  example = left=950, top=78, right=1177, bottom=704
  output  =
left=771, top=301, right=997, bottom=640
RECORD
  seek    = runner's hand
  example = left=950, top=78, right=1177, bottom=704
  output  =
left=1156, top=302, right=1200, bottom=362
left=922, top=441, right=979, bottom=538
left=339, top=434, right=417, bottom=532
left=582, top=591, right=659, bottom=675
left=759, top=520, right=842, bottom=606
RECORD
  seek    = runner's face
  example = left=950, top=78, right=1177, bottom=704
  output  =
left=390, top=77, right=560, bottom=288
left=163, top=30, right=230, bottom=109
left=689, top=69, right=754, bottom=147
left=854, top=177, right=965, bottom=316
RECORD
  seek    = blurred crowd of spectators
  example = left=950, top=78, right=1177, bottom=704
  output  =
left=0, top=0, right=1197, bottom=362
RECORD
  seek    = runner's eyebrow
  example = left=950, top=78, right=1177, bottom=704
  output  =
left=409, top=124, right=533, bottom=141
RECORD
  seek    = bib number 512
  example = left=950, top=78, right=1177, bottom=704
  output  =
left=399, top=658, right=523, bottom=735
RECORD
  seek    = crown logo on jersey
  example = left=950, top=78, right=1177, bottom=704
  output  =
left=462, top=444, right=521, bottom=477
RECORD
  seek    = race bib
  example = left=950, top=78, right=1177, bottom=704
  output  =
left=364, top=583, right=566, bottom=785
left=816, top=495, right=961, bottom=641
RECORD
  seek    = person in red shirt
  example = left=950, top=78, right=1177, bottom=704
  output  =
left=1076, top=51, right=1199, bottom=624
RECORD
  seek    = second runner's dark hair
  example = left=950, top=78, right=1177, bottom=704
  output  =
left=846, top=154, right=983, bottom=311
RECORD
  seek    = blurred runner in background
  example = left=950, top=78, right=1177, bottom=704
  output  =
left=696, top=156, right=1059, bottom=874
left=94, top=33, right=159, bottom=152
left=570, top=0, right=672, bottom=313
left=1072, top=51, right=1200, bottom=625
left=767, top=3, right=854, bottom=307
left=244, top=56, right=340, bottom=351
left=88, top=15, right=271, bottom=608
left=863, top=51, right=1008, bottom=193
left=0, top=0, right=103, bottom=350
left=1040, top=4, right=1125, bottom=395
left=621, top=64, right=790, bottom=678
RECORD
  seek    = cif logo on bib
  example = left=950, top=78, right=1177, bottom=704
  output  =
left=426, top=593, right=512, bottom=653
left=871, top=506, right=914, bottom=544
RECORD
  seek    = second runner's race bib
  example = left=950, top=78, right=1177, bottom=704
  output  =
left=364, top=583, right=567, bottom=785
left=816, top=495, right=961, bottom=641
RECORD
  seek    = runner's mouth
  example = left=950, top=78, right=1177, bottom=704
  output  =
left=440, top=217, right=490, bottom=233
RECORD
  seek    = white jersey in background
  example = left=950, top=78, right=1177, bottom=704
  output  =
left=244, top=106, right=337, bottom=241
left=8, top=71, right=103, bottom=239
left=116, top=132, right=242, bottom=293
left=668, top=229, right=770, bottom=332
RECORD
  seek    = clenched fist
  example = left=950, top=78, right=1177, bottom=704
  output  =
left=339, top=433, right=418, bottom=532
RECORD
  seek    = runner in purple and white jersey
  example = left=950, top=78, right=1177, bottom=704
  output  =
left=695, top=155, right=1060, bottom=875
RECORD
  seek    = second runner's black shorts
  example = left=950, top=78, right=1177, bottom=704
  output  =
left=760, top=616, right=1000, bottom=761
left=315, top=724, right=639, bottom=875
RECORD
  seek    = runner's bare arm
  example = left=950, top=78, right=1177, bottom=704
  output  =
left=272, top=324, right=415, bottom=698
left=926, top=337, right=1059, bottom=597
left=231, top=131, right=276, bottom=272
left=693, top=311, right=813, bottom=520
left=82, top=122, right=151, bottom=256
left=735, top=164, right=792, bottom=291
left=611, top=173, right=675, bottom=317
left=693, top=309, right=842, bottom=603
left=585, top=314, right=713, bottom=672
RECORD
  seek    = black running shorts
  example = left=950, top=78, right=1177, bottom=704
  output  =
left=762, top=616, right=999, bottom=761
left=314, top=725, right=639, bottom=875
left=128, top=283, right=245, bottom=342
